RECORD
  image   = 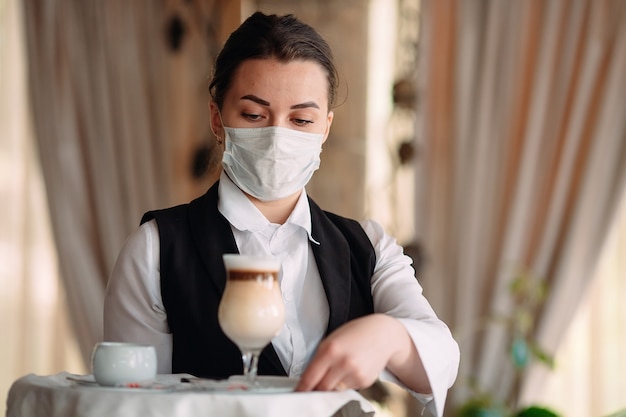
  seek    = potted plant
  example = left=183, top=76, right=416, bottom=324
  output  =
left=455, top=269, right=560, bottom=417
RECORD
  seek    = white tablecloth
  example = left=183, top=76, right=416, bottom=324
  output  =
left=6, top=372, right=376, bottom=417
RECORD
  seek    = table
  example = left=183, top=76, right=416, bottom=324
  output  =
left=6, top=372, right=376, bottom=417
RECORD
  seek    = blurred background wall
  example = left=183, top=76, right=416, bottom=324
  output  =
left=1, top=1, right=625, bottom=416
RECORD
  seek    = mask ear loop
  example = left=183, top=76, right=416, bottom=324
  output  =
left=211, top=109, right=226, bottom=146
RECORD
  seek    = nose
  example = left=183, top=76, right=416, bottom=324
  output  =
left=267, top=115, right=289, bottom=129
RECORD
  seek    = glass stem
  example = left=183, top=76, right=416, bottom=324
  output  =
left=241, top=349, right=261, bottom=385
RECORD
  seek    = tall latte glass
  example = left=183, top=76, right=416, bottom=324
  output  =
left=218, top=254, right=285, bottom=384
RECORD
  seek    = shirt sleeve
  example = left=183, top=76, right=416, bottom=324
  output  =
left=103, top=219, right=173, bottom=374
left=362, top=219, right=460, bottom=417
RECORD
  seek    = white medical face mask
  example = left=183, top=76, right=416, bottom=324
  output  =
left=221, top=125, right=324, bottom=201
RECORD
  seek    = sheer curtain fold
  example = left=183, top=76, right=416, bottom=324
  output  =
left=535, top=0, right=626, bottom=350
left=22, top=1, right=105, bottom=362
left=525, top=12, right=626, bottom=402
left=20, top=0, right=211, bottom=361
left=1, top=0, right=83, bottom=404
left=416, top=0, right=626, bottom=413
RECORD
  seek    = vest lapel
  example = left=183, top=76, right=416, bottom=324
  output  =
left=188, top=181, right=286, bottom=376
left=308, top=198, right=351, bottom=334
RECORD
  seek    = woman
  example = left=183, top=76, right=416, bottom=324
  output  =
left=104, top=11, right=459, bottom=417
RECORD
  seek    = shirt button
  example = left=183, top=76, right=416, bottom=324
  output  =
left=292, top=364, right=302, bottom=374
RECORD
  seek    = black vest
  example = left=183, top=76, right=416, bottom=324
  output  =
left=141, top=181, right=376, bottom=379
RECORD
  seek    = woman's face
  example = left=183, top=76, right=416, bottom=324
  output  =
left=210, top=58, right=334, bottom=142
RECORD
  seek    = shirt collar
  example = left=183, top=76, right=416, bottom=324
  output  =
left=217, top=171, right=319, bottom=244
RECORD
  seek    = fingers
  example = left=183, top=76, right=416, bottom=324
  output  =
left=295, top=315, right=396, bottom=393
left=334, top=381, right=348, bottom=391
left=295, top=339, right=364, bottom=392
left=294, top=357, right=338, bottom=391
left=295, top=370, right=350, bottom=392
left=295, top=345, right=350, bottom=392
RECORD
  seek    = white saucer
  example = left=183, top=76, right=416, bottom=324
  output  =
left=185, top=375, right=299, bottom=394
left=67, top=375, right=175, bottom=392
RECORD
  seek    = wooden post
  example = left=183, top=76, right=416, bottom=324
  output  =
left=217, top=0, right=241, bottom=44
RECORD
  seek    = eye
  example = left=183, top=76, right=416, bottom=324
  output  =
left=241, top=112, right=263, bottom=122
left=293, top=118, right=314, bottom=127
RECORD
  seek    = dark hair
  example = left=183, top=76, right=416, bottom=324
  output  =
left=209, top=12, right=339, bottom=110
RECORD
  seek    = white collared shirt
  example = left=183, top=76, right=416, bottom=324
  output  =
left=217, top=171, right=327, bottom=376
left=104, top=172, right=459, bottom=417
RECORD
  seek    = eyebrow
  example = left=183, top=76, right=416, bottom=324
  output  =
left=240, top=95, right=320, bottom=110
left=291, top=101, right=320, bottom=110
left=241, top=95, right=269, bottom=106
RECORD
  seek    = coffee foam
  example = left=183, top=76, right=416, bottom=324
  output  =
left=223, top=254, right=280, bottom=272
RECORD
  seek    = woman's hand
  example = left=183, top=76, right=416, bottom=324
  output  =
left=294, top=314, right=431, bottom=393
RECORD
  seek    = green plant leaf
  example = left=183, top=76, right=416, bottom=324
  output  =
left=514, top=310, right=533, bottom=335
left=528, top=341, right=555, bottom=369
left=511, top=337, right=529, bottom=369
left=515, top=405, right=560, bottom=417
left=457, top=403, right=507, bottom=417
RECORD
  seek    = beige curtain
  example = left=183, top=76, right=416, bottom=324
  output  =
left=0, top=0, right=84, bottom=403
left=533, top=193, right=626, bottom=417
left=415, top=0, right=626, bottom=413
left=20, top=0, right=224, bottom=363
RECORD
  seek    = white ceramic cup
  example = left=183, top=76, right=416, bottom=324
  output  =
left=91, top=342, right=157, bottom=387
